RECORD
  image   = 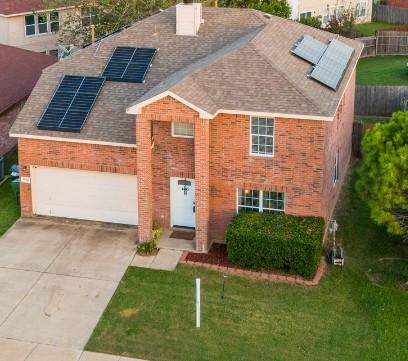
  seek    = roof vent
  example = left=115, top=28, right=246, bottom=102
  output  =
left=176, top=2, right=203, bottom=36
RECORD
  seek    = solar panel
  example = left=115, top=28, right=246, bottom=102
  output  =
left=309, top=39, right=354, bottom=90
left=37, top=75, right=105, bottom=132
left=291, top=35, right=328, bottom=65
left=103, top=47, right=157, bottom=83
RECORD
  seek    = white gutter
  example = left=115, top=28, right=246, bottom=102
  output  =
left=126, top=91, right=334, bottom=122
left=9, top=133, right=136, bottom=148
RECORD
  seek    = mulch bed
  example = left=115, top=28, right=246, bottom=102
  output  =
left=181, top=243, right=327, bottom=287
left=185, top=243, right=235, bottom=267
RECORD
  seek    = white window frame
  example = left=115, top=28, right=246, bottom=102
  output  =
left=333, top=151, right=339, bottom=185
left=299, top=11, right=312, bottom=20
left=250, top=116, right=275, bottom=157
left=236, top=189, right=285, bottom=214
left=25, top=12, right=59, bottom=37
left=171, top=122, right=194, bottom=138
left=81, top=7, right=96, bottom=27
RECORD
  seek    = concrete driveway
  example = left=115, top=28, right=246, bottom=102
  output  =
left=0, top=218, right=138, bottom=360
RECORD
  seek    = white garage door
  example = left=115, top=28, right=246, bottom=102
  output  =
left=31, top=167, right=138, bottom=225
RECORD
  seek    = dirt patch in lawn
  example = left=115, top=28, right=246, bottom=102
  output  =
left=119, top=308, right=139, bottom=318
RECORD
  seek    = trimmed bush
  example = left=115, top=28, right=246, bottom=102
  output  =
left=226, top=212, right=324, bottom=278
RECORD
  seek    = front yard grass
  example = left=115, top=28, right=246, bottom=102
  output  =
left=356, top=55, right=408, bottom=86
left=0, top=149, right=19, bottom=236
left=86, top=165, right=408, bottom=361
left=353, top=21, right=398, bottom=37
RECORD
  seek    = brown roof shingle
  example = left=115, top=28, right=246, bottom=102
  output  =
left=0, top=44, right=56, bottom=114
left=10, top=7, right=363, bottom=145
left=0, top=0, right=70, bottom=15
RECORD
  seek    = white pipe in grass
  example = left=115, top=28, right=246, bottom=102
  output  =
left=196, top=278, right=201, bottom=328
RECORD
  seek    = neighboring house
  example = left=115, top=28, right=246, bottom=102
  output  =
left=0, top=0, right=75, bottom=54
left=10, top=4, right=363, bottom=252
left=288, top=0, right=373, bottom=24
left=386, top=0, right=408, bottom=8
left=0, top=44, right=55, bottom=156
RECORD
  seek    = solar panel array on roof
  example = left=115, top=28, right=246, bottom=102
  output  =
left=103, top=47, right=157, bottom=83
left=309, top=39, right=354, bottom=90
left=37, top=75, right=104, bottom=132
left=291, top=35, right=328, bottom=65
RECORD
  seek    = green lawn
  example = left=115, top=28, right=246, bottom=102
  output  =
left=356, top=56, right=408, bottom=85
left=0, top=149, right=20, bottom=236
left=353, top=21, right=398, bottom=37
left=87, top=165, right=408, bottom=361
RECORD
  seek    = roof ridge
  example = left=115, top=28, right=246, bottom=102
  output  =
left=127, top=25, right=265, bottom=110
left=248, top=35, right=324, bottom=113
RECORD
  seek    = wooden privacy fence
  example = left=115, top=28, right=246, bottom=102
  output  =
left=357, top=36, right=377, bottom=57
left=352, top=122, right=375, bottom=158
left=356, top=30, right=408, bottom=56
left=355, top=86, right=408, bottom=116
left=373, top=4, right=408, bottom=24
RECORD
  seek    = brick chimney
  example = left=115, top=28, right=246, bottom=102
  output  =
left=176, top=1, right=203, bottom=36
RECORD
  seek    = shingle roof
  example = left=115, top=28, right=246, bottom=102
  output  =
left=11, top=6, right=363, bottom=145
left=0, top=44, right=56, bottom=114
left=0, top=0, right=69, bottom=16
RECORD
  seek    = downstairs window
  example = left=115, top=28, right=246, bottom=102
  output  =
left=237, top=189, right=285, bottom=213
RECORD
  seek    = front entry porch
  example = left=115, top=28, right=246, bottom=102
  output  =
left=158, top=228, right=195, bottom=252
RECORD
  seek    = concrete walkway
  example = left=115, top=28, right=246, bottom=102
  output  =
left=0, top=218, right=148, bottom=361
left=131, top=248, right=183, bottom=271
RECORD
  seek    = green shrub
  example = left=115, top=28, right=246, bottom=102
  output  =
left=137, top=222, right=163, bottom=255
left=226, top=212, right=324, bottom=278
left=137, top=240, right=157, bottom=255
left=299, top=16, right=322, bottom=29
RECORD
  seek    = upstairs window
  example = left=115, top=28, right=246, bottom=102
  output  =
left=82, top=8, right=96, bottom=27
left=172, top=122, right=194, bottom=138
left=238, top=189, right=285, bottom=213
left=37, top=14, right=48, bottom=34
left=300, top=12, right=312, bottom=20
left=50, top=12, right=60, bottom=32
left=25, top=15, right=36, bottom=36
left=250, top=117, right=274, bottom=156
left=25, top=12, right=59, bottom=36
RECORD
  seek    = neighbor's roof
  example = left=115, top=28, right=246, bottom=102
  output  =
left=0, top=0, right=73, bottom=16
left=11, top=6, right=363, bottom=146
left=0, top=44, right=56, bottom=114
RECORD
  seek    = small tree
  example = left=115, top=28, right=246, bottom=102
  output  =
left=325, top=6, right=355, bottom=37
left=299, top=16, right=322, bottom=29
left=219, top=0, right=291, bottom=19
left=356, top=112, right=408, bottom=241
left=44, top=0, right=177, bottom=47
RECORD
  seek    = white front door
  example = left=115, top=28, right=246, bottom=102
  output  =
left=170, top=177, right=195, bottom=228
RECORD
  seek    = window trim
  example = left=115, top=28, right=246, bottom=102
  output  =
left=249, top=116, right=275, bottom=157
left=333, top=151, right=339, bottom=186
left=24, top=12, right=59, bottom=38
left=171, top=122, right=195, bottom=139
left=236, top=188, right=285, bottom=214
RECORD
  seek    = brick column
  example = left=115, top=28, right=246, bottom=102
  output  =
left=136, top=114, right=153, bottom=242
left=194, top=119, right=210, bottom=252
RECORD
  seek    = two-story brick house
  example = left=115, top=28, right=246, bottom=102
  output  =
left=0, top=0, right=75, bottom=54
left=10, top=4, right=363, bottom=252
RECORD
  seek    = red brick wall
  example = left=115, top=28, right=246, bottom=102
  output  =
left=151, top=120, right=195, bottom=229
left=0, top=102, right=23, bottom=156
left=209, top=114, right=326, bottom=240
left=18, top=138, right=137, bottom=216
left=321, top=71, right=356, bottom=222
left=387, top=0, right=408, bottom=9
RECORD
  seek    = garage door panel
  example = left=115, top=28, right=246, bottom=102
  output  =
left=31, top=167, right=138, bottom=225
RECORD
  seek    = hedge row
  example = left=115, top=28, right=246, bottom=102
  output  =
left=226, top=212, right=324, bottom=278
